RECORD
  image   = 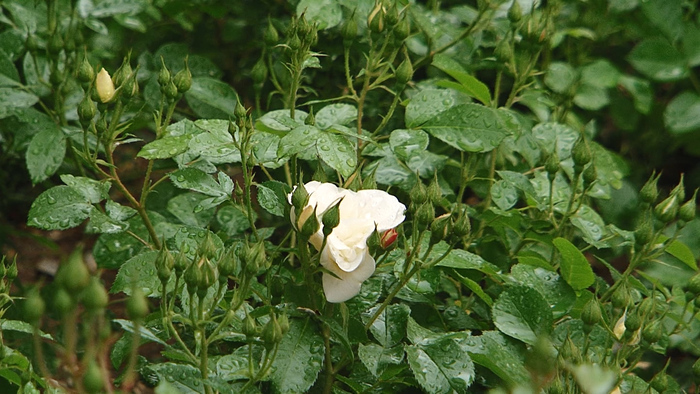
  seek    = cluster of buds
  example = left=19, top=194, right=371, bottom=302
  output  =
left=409, top=177, right=470, bottom=245
left=636, top=173, right=697, bottom=233
left=286, top=14, right=318, bottom=57
left=242, top=309, right=290, bottom=350
left=366, top=0, right=410, bottom=41
left=158, top=56, right=192, bottom=102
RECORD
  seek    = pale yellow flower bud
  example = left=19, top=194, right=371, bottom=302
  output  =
left=96, top=68, right=115, bottom=103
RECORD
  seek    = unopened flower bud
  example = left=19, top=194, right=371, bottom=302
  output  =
left=291, top=183, right=310, bottom=213
left=453, top=211, right=471, bottom=238
left=427, top=178, right=442, bottom=205
left=53, top=287, right=74, bottom=316
left=385, top=3, right=399, bottom=26
left=494, top=40, right=513, bottom=63
left=430, top=214, right=451, bottom=245
left=410, top=181, right=428, bottom=207
left=95, top=68, right=116, bottom=103
left=414, top=202, right=434, bottom=228
left=83, top=360, right=104, bottom=394
left=380, top=228, right=399, bottom=249
left=126, top=287, right=149, bottom=321
left=262, top=314, right=283, bottom=350
left=671, top=174, right=686, bottom=202
left=688, top=273, right=700, bottom=295
left=277, top=313, right=290, bottom=335
left=198, top=233, right=218, bottom=260
left=583, top=164, right=597, bottom=185
left=545, top=151, right=560, bottom=177
left=242, top=313, right=257, bottom=338
left=368, top=2, right=385, bottom=34
left=164, top=80, right=179, bottom=101
left=613, top=312, right=626, bottom=339
left=341, top=16, right=358, bottom=45
left=624, top=310, right=641, bottom=331
left=25, top=35, right=39, bottom=53
left=197, top=258, right=218, bottom=297
left=264, top=19, right=279, bottom=47
left=651, top=372, right=669, bottom=393
left=395, top=56, right=413, bottom=87
left=174, top=248, right=189, bottom=275
left=48, top=33, right=64, bottom=55
left=77, top=56, right=95, bottom=84
left=558, top=336, right=581, bottom=363
left=78, top=95, right=96, bottom=124
left=174, top=59, right=192, bottom=94
left=572, top=138, right=591, bottom=169
left=654, top=194, right=679, bottom=223
left=24, top=288, right=45, bottom=325
left=156, top=247, right=175, bottom=283
left=581, top=298, right=602, bottom=325
left=57, top=247, right=91, bottom=294
left=640, top=172, right=660, bottom=204
left=82, top=277, right=109, bottom=313
left=218, top=246, right=239, bottom=277
left=679, top=189, right=697, bottom=222
left=611, top=283, right=631, bottom=309
left=634, top=215, right=654, bottom=246
left=244, top=241, right=267, bottom=274
left=322, top=199, right=342, bottom=238
left=288, top=34, right=302, bottom=51
left=251, top=58, right=267, bottom=86
left=158, top=57, right=171, bottom=87
left=299, top=206, right=320, bottom=239
left=508, top=0, right=522, bottom=23
left=642, top=320, right=663, bottom=343
left=184, top=258, right=203, bottom=291
left=6, top=258, right=17, bottom=282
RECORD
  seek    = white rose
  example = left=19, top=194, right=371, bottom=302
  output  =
left=95, top=68, right=115, bottom=103
left=289, top=181, right=405, bottom=303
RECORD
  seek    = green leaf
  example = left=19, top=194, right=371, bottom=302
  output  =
left=573, top=83, right=609, bottom=111
left=277, top=125, right=321, bottom=159
left=640, top=0, right=683, bottom=41
left=628, top=38, right=688, bottom=81
left=111, top=251, right=174, bottom=297
left=167, top=192, right=216, bottom=227
left=405, top=336, right=475, bottom=394
left=166, top=227, right=224, bottom=261
left=432, top=54, right=490, bottom=105
left=404, top=150, right=447, bottom=178
left=257, top=181, right=291, bottom=217
left=148, top=363, right=209, bottom=394
left=137, top=134, right=191, bottom=159
left=25, top=126, right=66, bottom=184
left=463, top=331, right=529, bottom=387
left=251, top=131, right=287, bottom=168
left=190, top=119, right=242, bottom=164
left=570, top=204, right=608, bottom=245
left=553, top=237, right=595, bottom=290
left=216, top=205, right=251, bottom=236
left=531, top=122, right=579, bottom=159
left=269, top=317, right=324, bottom=394
left=27, top=186, right=92, bottom=230
left=389, top=129, right=429, bottom=160
left=664, top=91, right=700, bottom=134
left=316, top=132, right=356, bottom=177
left=511, top=264, right=576, bottom=319
left=297, top=0, right=342, bottom=29
left=364, top=154, right=417, bottom=190
left=185, top=77, right=238, bottom=119
left=0, top=48, right=19, bottom=82
left=683, top=23, right=700, bottom=67
left=170, top=168, right=232, bottom=197
left=363, top=304, right=410, bottom=348
left=113, top=319, right=167, bottom=345
left=618, top=75, right=653, bottom=114
left=405, top=88, right=470, bottom=128
left=659, top=235, right=698, bottom=271
left=545, top=62, right=578, bottom=94
left=256, top=109, right=308, bottom=133
left=492, top=284, right=553, bottom=345
left=106, top=200, right=137, bottom=222
left=358, top=343, right=404, bottom=378
left=0, top=87, right=39, bottom=119
left=491, top=179, right=519, bottom=211
left=435, top=244, right=500, bottom=275
left=580, top=60, right=621, bottom=89
left=0, top=320, right=52, bottom=339
left=60, top=174, right=111, bottom=204
left=86, top=207, right=129, bottom=234
left=315, top=103, right=357, bottom=129
left=422, top=104, right=510, bottom=152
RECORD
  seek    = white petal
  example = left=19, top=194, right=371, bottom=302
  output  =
left=323, top=219, right=374, bottom=272
left=355, top=190, right=406, bottom=231
left=322, top=251, right=375, bottom=303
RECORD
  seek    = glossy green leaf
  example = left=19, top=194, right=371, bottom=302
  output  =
left=432, top=54, right=490, bottom=105
left=257, top=180, right=291, bottom=217
left=316, top=132, right=356, bottom=177
left=405, top=88, right=470, bottom=128
left=628, top=38, right=688, bottom=81
left=86, top=207, right=129, bottom=234
left=277, top=125, right=321, bottom=159
left=664, top=91, right=700, bottom=134
left=580, top=60, right=621, bottom=89
left=573, top=83, right=609, bottom=111
left=60, top=174, right=111, bottom=204
left=553, top=237, right=595, bottom=290
left=216, top=205, right=251, bottom=237
left=405, top=336, right=474, bottom=394
left=422, top=104, right=510, bottom=152
left=404, top=150, right=447, bottom=178
left=545, top=62, right=577, bottom=94
left=531, top=122, right=579, bottom=159
left=358, top=343, right=404, bottom=377
left=251, top=131, right=287, bottom=168
left=511, top=264, right=576, bottom=319
left=111, top=250, right=175, bottom=297
left=364, top=153, right=417, bottom=190
left=389, top=129, right=429, bottom=160
left=618, top=75, right=653, bottom=114
left=492, top=284, right=553, bottom=345
left=167, top=192, right=216, bottom=227
left=27, top=186, right=91, bottom=230
left=0, top=87, right=39, bottom=119
left=297, top=0, right=342, bottom=29
left=364, top=304, right=410, bottom=348
left=570, top=204, right=607, bottom=245
left=256, top=109, right=308, bottom=133
left=166, top=226, right=224, bottom=260
left=491, top=179, right=518, bottom=210
left=137, top=134, right=191, bottom=159
left=170, top=168, right=231, bottom=197
left=25, top=126, right=65, bottom=184
left=269, top=317, right=324, bottom=394
left=189, top=119, right=241, bottom=164
left=185, top=77, right=238, bottom=119
left=640, top=0, right=683, bottom=41
left=463, top=330, right=529, bottom=387
left=315, top=103, right=357, bottom=129
left=659, top=235, right=698, bottom=271
left=435, top=243, right=500, bottom=275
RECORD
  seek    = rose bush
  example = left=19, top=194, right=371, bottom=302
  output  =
left=290, top=181, right=406, bottom=302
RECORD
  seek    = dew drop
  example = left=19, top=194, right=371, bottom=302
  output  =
left=177, top=175, right=186, bottom=182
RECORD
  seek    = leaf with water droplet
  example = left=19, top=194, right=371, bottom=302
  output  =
left=27, top=186, right=91, bottom=230
left=137, top=134, right=191, bottom=160
left=257, top=181, right=291, bottom=217
left=167, top=192, right=216, bottom=227
left=405, top=88, right=471, bottom=128
left=277, top=125, right=321, bottom=159
left=26, top=125, right=66, bottom=185
left=86, top=206, right=130, bottom=234
left=511, top=264, right=576, bottom=319
left=492, top=284, right=554, bottom=345
left=405, top=333, right=475, bottom=393
left=315, top=103, right=357, bottom=130
left=422, top=104, right=510, bottom=152
left=269, top=317, right=324, bottom=394
left=316, top=131, right=356, bottom=177
left=553, top=237, right=595, bottom=291
left=111, top=250, right=175, bottom=297
left=462, top=330, right=530, bottom=387
left=61, top=174, right=111, bottom=204
left=169, top=168, right=231, bottom=198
